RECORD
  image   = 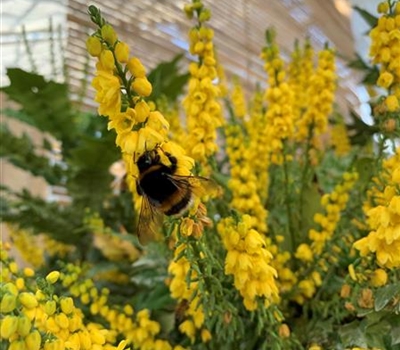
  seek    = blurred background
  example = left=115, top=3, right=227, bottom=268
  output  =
left=1, top=0, right=378, bottom=225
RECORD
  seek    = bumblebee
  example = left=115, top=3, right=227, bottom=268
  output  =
left=135, top=147, right=219, bottom=244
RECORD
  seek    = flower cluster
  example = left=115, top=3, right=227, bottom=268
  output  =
left=225, top=122, right=268, bottom=233
left=354, top=149, right=400, bottom=269
left=0, top=246, right=130, bottom=350
left=245, top=90, right=270, bottom=201
left=87, top=7, right=193, bottom=186
left=182, top=0, right=224, bottom=167
left=287, top=40, right=314, bottom=123
left=296, top=47, right=336, bottom=143
left=370, top=1, right=400, bottom=112
left=217, top=215, right=279, bottom=311
left=168, top=244, right=207, bottom=343
left=293, top=171, right=359, bottom=303
left=261, top=29, right=295, bottom=164
left=330, top=121, right=351, bottom=156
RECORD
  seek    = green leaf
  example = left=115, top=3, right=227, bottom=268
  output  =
left=147, top=54, right=189, bottom=102
left=347, top=54, right=370, bottom=71
left=67, top=132, right=120, bottom=211
left=361, top=66, right=380, bottom=85
left=1, top=68, right=77, bottom=154
left=374, top=283, right=400, bottom=311
left=0, top=187, right=87, bottom=244
left=339, top=320, right=368, bottom=347
left=354, top=6, right=378, bottom=28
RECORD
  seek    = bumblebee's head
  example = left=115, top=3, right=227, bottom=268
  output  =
left=137, top=149, right=161, bottom=172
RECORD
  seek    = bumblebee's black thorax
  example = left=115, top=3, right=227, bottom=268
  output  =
left=136, top=150, right=190, bottom=214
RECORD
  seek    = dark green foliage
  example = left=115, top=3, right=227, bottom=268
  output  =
left=147, top=54, right=190, bottom=103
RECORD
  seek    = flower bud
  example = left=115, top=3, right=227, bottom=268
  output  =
left=99, top=50, right=115, bottom=71
left=1, top=315, right=18, bottom=339
left=44, top=300, right=57, bottom=316
left=86, top=36, right=103, bottom=56
left=24, top=330, right=41, bottom=350
left=17, top=315, right=31, bottom=337
left=132, top=77, right=152, bottom=97
left=370, top=268, right=388, bottom=287
left=60, top=297, right=74, bottom=314
left=101, top=24, right=117, bottom=45
left=18, top=293, right=38, bottom=309
left=1, top=293, right=17, bottom=313
left=386, top=95, right=399, bottom=112
left=115, top=41, right=130, bottom=63
left=127, top=57, right=146, bottom=78
left=46, top=271, right=60, bottom=284
left=135, top=100, right=150, bottom=122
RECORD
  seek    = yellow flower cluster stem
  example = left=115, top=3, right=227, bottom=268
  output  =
left=182, top=0, right=224, bottom=168
left=217, top=215, right=279, bottom=311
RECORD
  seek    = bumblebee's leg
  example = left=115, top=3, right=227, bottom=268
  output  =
left=136, top=180, right=143, bottom=196
left=165, top=152, right=178, bottom=172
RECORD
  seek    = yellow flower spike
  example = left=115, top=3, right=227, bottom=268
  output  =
left=132, top=77, right=152, bottom=97
left=1, top=293, right=17, bottom=313
left=46, top=271, right=60, bottom=284
left=86, top=36, right=103, bottom=56
left=127, top=57, right=146, bottom=78
left=115, top=41, right=130, bottom=63
left=101, top=24, right=118, bottom=45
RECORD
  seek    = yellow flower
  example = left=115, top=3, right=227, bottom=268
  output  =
left=18, top=292, right=38, bottom=309
left=127, top=57, right=147, bottom=78
left=370, top=268, right=388, bottom=287
left=92, top=70, right=121, bottom=117
left=46, top=271, right=60, bottom=284
left=386, top=94, right=399, bottom=111
left=115, top=41, right=130, bottom=63
left=0, top=293, right=17, bottom=313
left=101, top=24, right=118, bottom=45
left=86, top=36, right=103, bottom=56
left=377, top=71, right=394, bottom=88
left=132, top=77, right=152, bottom=97
left=99, top=50, right=115, bottom=71
left=295, top=243, right=313, bottom=262
left=0, top=315, right=18, bottom=339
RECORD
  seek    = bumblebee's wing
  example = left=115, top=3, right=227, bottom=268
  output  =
left=166, top=174, right=222, bottom=199
left=136, top=196, right=164, bottom=245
